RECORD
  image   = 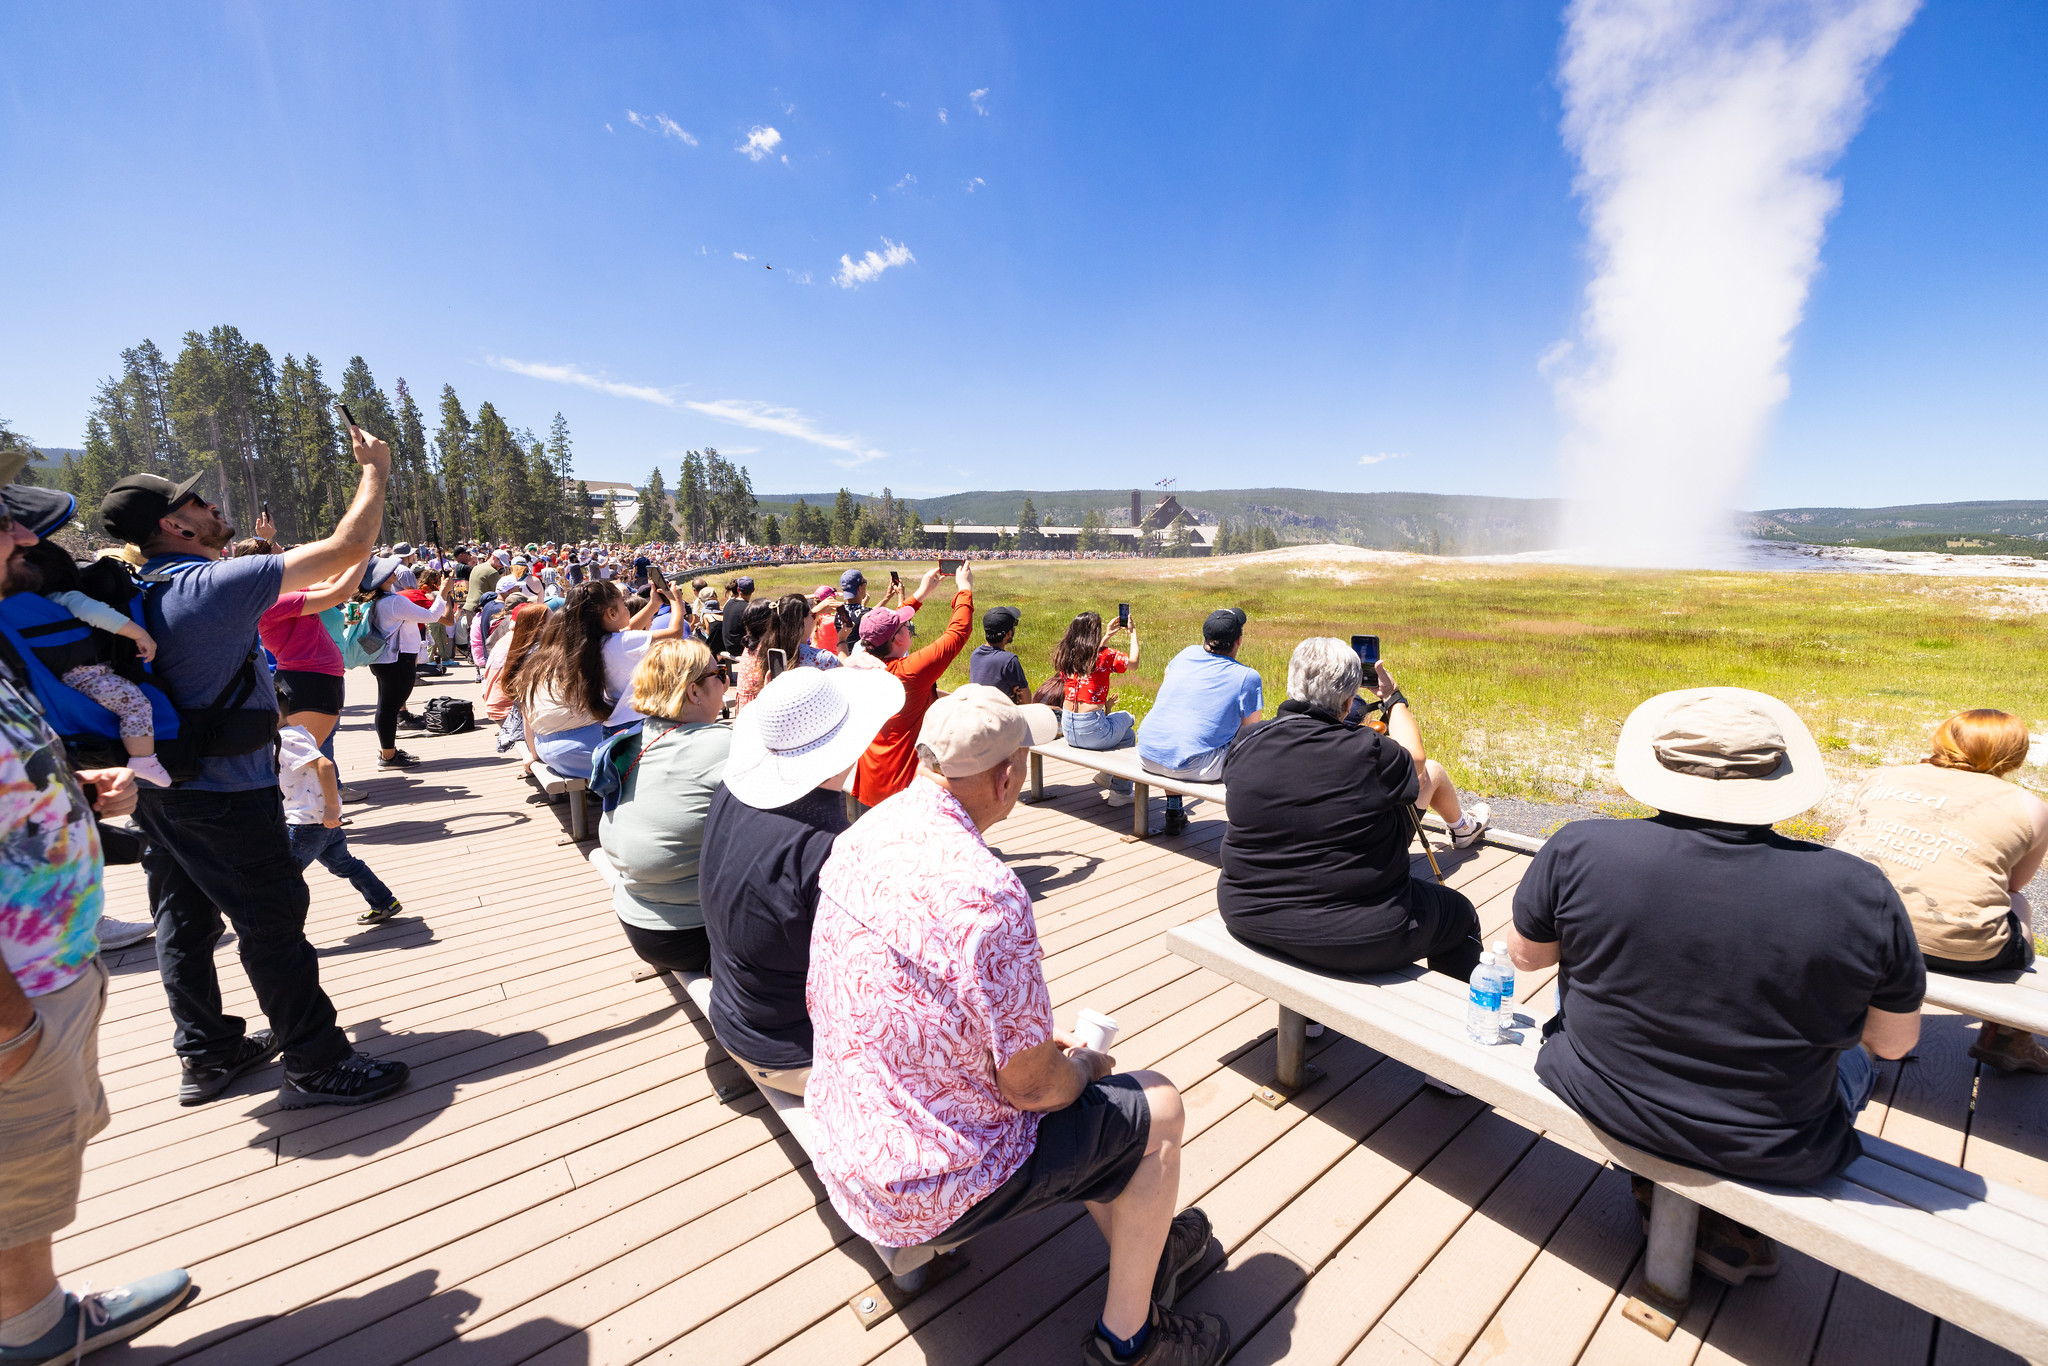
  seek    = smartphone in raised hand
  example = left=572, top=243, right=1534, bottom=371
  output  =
left=1352, top=634, right=1380, bottom=672
left=890, top=569, right=901, bottom=587
left=335, top=402, right=358, bottom=431
left=647, top=564, right=668, bottom=592
left=1117, top=603, right=1131, bottom=629
left=938, top=558, right=963, bottom=577
left=766, top=648, right=788, bottom=680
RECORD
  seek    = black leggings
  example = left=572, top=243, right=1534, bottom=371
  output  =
left=1225, top=877, right=1484, bottom=982
left=618, top=919, right=710, bottom=974
left=370, top=653, right=418, bottom=750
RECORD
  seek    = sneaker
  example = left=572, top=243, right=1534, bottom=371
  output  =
left=1080, top=1304, right=1229, bottom=1365
left=340, top=786, right=369, bottom=803
left=396, top=709, right=426, bottom=730
left=358, top=900, right=403, bottom=925
left=1161, top=808, right=1188, bottom=836
left=96, top=916, right=157, bottom=951
left=1693, top=1209, right=1781, bottom=1285
left=1970, top=1025, right=2048, bottom=1075
left=178, top=1029, right=281, bottom=1105
left=1449, top=802, right=1491, bottom=850
left=1151, top=1208, right=1215, bottom=1309
left=1101, top=788, right=1136, bottom=808
left=278, top=1051, right=411, bottom=1109
left=377, top=750, right=419, bottom=769
left=0, top=1270, right=194, bottom=1366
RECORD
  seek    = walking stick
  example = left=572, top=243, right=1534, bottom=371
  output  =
left=1408, top=804, right=1446, bottom=884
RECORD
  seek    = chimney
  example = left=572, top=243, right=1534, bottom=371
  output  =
left=1131, top=491, right=1141, bottom=528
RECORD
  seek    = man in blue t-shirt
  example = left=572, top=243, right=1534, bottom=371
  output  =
left=101, top=423, right=412, bottom=1112
left=1136, top=608, right=1264, bottom=835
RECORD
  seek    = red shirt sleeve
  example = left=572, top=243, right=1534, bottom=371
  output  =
left=900, top=591, right=975, bottom=686
left=1099, top=648, right=1129, bottom=674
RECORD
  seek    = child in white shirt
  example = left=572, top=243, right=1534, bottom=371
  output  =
left=279, top=722, right=402, bottom=923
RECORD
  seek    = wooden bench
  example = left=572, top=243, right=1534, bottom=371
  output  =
left=1166, top=912, right=2048, bottom=1358
left=583, top=848, right=958, bottom=1327
left=527, top=760, right=590, bottom=839
left=1025, top=737, right=1226, bottom=840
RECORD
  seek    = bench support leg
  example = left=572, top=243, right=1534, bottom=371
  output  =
left=1029, top=751, right=1044, bottom=801
left=1120, top=782, right=1151, bottom=842
left=1255, top=1006, right=1322, bottom=1109
left=848, top=1248, right=967, bottom=1329
left=568, top=789, right=589, bottom=841
left=1624, top=1185, right=1698, bottom=1340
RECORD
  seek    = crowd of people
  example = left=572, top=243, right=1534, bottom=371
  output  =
left=2, top=421, right=2045, bottom=1364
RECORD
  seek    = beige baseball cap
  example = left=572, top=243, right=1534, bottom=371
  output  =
left=919, top=685, right=1060, bottom=778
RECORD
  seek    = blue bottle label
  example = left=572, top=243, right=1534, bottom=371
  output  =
left=1469, top=986, right=1502, bottom=1011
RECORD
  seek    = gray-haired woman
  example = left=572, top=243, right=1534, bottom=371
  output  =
left=1216, top=636, right=1490, bottom=979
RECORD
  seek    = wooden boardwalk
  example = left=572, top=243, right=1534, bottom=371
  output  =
left=74, top=670, right=2048, bottom=1366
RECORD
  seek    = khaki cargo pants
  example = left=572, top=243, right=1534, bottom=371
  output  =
left=0, top=958, right=111, bottom=1247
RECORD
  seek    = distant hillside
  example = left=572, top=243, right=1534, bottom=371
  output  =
left=1748, top=501, right=2048, bottom=542
left=760, top=488, right=1567, bottom=556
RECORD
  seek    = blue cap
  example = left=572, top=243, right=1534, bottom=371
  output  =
left=840, top=568, right=865, bottom=590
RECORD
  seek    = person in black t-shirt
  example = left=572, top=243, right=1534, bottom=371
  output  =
left=967, top=605, right=1030, bottom=702
left=1219, top=637, right=1483, bottom=979
left=1508, top=687, right=1924, bottom=1284
left=721, top=576, right=754, bottom=655
left=698, top=664, right=904, bottom=1094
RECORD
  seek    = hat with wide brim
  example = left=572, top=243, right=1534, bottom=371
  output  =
left=361, top=557, right=403, bottom=592
left=1614, top=686, right=1829, bottom=825
left=722, top=665, right=906, bottom=810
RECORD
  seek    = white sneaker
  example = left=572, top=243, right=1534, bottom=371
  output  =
left=1450, top=802, right=1491, bottom=850
left=1100, top=788, right=1135, bottom=808
left=98, top=917, right=157, bottom=950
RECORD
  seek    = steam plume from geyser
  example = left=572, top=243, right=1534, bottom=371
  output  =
left=1551, top=0, right=1918, bottom=566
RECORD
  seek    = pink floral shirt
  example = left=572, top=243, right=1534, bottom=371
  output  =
left=806, top=776, right=1052, bottom=1246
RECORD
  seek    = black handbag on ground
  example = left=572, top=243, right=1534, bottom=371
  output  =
left=420, top=695, right=475, bottom=734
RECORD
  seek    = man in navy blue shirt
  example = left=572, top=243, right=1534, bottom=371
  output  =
left=102, top=422, right=411, bottom=1110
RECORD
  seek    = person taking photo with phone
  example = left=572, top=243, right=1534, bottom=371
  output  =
left=850, top=561, right=974, bottom=811
left=1051, top=609, right=1142, bottom=807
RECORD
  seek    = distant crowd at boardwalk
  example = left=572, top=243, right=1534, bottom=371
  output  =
left=635, top=539, right=1139, bottom=573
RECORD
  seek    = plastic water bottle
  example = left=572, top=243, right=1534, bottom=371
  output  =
left=1466, top=951, right=1507, bottom=1044
left=1490, top=940, right=1515, bottom=1004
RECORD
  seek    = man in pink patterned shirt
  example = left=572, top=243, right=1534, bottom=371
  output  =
left=808, top=685, right=1229, bottom=1366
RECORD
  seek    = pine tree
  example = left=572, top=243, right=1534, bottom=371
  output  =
left=599, top=495, right=626, bottom=543
left=677, top=451, right=706, bottom=540
left=434, top=385, right=475, bottom=541
left=636, top=467, right=671, bottom=541
left=762, top=514, right=781, bottom=546
left=575, top=480, right=593, bottom=536
left=832, top=488, right=857, bottom=546
left=945, top=518, right=958, bottom=551
left=548, top=414, right=576, bottom=542
left=393, top=379, right=432, bottom=543
left=1017, top=497, right=1044, bottom=548
left=1077, top=509, right=1103, bottom=553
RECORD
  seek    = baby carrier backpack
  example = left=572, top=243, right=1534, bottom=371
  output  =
left=0, top=563, right=181, bottom=772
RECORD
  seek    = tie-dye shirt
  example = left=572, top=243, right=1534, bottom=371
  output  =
left=0, top=662, right=104, bottom=998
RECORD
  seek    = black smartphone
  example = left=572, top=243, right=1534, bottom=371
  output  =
left=335, top=401, right=357, bottom=430
left=766, top=648, right=788, bottom=680
left=938, top=558, right=963, bottom=577
left=1352, top=634, right=1380, bottom=671
left=1117, top=602, right=1130, bottom=628
left=261, top=499, right=270, bottom=518
left=890, top=569, right=900, bottom=587
left=647, top=564, right=668, bottom=592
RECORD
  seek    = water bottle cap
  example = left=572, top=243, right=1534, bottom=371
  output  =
left=1477, top=951, right=1495, bottom=967
left=1491, top=940, right=1508, bottom=955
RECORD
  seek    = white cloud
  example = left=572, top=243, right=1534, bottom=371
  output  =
left=966, top=176, right=985, bottom=193
left=733, top=251, right=753, bottom=261
left=892, top=172, right=916, bottom=190
left=1359, top=452, right=1408, bottom=466
left=833, top=238, right=916, bottom=289
left=938, top=108, right=949, bottom=124
left=969, top=88, right=989, bottom=115
left=738, top=125, right=783, bottom=161
left=787, top=270, right=813, bottom=285
left=654, top=114, right=697, bottom=145
left=627, top=110, right=649, bottom=129
left=684, top=398, right=888, bottom=467
left=487, top=357, right=674, bottom=407
left=604, top=122, right=614, bottom=133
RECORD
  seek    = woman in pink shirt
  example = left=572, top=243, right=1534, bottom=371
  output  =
left=253, top=546, right=361, bottom=746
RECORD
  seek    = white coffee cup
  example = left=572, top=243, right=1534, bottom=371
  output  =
left=1075, top=1008, right=1120, bottom=1054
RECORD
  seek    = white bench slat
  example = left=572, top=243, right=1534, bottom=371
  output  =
left=1027, top=737, right=1225, bottom=801
left=1165, top=912, right=2048, bottom=1361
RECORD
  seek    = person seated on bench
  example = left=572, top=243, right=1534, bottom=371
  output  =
left=808, top=686, right=1227, bottom=1366
left=597, top=639, right=731, bottom=976
left=1135, top=608, right=1262, bottom=837
left=504, top=582, right=620, bottom=781
left=1834, top=708, right=2048, bottom=1074
left=969, top=605, right=1032, bottom=702
left=1218, top=637, right=1486, bottom=979
left=699, top=664, right=903, bottom=1094
left=1052, top=609, right=1142, bottom=808
left=1506, top=687, right=1925, bottom=1285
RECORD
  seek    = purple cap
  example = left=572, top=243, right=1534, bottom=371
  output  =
left=859, top=605, right=915, bottom=651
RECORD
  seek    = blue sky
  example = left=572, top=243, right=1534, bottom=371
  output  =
left=1, top=1, right=2040, bottom=509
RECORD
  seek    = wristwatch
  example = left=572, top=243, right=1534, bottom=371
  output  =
left=1380, top=689, right=1409, bottom=713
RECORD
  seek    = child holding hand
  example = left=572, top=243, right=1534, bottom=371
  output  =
left=279, top=719, right=403, bottom=924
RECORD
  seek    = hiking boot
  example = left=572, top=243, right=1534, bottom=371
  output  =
left=377, top=750, right=420, bottom=769
left=1970, top=1025, right=2048, bottom=1075
left=358, top=899, right=403, bottom=925
left=1161, top=807, right=1189, bottom=837
left=1080, top=1305, right=1229, bottom=1366
left=178, top=1029, right=281, bottom=1105
left=1450, top=802, right=1491, bottom=850
left=1694, top=1209, right=1780, bottom=1285
left=278, top=1051, right=411, bottom=1109
left=0, top=1270, right=194, bottom=1366
left=96, top=916, right=157, bottom=951
left=1151, top=1208, right=1215, bottom=1309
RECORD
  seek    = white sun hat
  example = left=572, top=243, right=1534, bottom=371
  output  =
left=722, top=665, right=906, bottom=809
left=1613, top=687, right=1828, bottom=825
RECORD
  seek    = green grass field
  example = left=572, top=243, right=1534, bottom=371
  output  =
left=727, top=551, right=2048, bottom=826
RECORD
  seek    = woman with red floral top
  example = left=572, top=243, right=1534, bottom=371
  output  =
left=1051, top=610, right=1142, bottom=805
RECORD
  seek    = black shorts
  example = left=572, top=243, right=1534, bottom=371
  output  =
left=1925, top=906, right=2037, bottom=975
left=274, top=669, right=345, bottom=716
left=931, top=1074, right=1151, bottom=1247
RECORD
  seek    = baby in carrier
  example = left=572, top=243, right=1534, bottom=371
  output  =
left=19, top=541, right=172, bottom=786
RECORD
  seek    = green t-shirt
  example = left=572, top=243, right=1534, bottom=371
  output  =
left=596, top=719, right=731, bottom=931
left=464, top=564, right=504, bottom=609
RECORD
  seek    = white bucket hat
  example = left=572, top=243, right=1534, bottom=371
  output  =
left=722, top=666, right=906, bottom=809
left=1614, top=687, right=1828, bottom=825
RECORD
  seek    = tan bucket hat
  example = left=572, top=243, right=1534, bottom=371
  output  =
left=1614, top=687, right=1828, bottom=825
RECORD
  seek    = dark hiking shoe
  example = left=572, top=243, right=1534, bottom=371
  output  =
left=1080, top=1304, right=1229, bottom=1365
left=1970, top=1025, right=2048, bottom=1075
left=179, top=1029, right=280, bottom=1105
left=0, top=1270, right=194, bottom=1366
left=278, top=1051, right=410, bottom=1109
left=358, top=900, right=403, bottom=925
left=1161, top=808, right=1189, bottom=837
left=1151, top=1207, right=1215, bottom=1309
left=377, top=750, right=419, bottom=769
left=1694, top=1210, right=1780, bottom=1285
